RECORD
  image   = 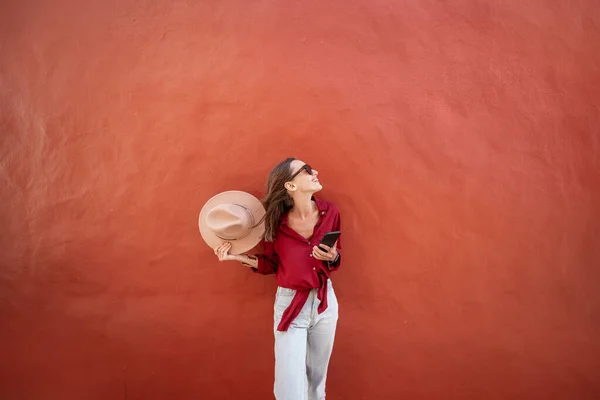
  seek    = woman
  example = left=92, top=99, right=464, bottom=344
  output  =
left=214, top=157, right=342, bottom=400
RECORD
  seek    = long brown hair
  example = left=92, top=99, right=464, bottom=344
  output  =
left=259, top=157, right=296, bottom=242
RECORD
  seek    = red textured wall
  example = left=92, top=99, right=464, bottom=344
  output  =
left=1, top=0, right=600, bottom=399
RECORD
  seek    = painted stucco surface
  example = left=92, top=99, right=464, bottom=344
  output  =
left=1, top=0, right=600, bottom=399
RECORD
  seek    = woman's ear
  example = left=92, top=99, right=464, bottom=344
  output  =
left=284, top=182, right=296, bottom=192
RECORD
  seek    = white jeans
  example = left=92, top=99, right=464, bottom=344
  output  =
left=273, top=280, right=339, bottom=400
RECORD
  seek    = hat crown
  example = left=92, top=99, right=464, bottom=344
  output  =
left=205, top=203, right=255, bottom=241
left=199, top=190, right=265, bottom=254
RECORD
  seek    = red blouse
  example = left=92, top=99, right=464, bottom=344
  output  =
left=251, top=197, right=342, bottom=331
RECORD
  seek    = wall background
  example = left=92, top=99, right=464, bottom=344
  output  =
left=1, top=0, right=599, bottom=398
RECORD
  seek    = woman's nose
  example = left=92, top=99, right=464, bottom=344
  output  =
left=313, top=169, right=319, bottom=176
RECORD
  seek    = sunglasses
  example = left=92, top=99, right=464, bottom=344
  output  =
left=289, top=164, right=313, bottom=180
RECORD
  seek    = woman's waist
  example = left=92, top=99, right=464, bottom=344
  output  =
left=276, top=278, right=333, bottom=296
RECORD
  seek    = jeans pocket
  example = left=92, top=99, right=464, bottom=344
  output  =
left=274, top=288, right=295, bottom=317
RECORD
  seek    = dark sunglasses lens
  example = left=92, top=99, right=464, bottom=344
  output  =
left=304, top=165, right=313, bottom=174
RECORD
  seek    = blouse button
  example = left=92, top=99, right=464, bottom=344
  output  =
left=321, top=211, right=325, bottom=215
left=309, top=254, right=313, bottom=257
left=312, top=267, right=316, bottom=270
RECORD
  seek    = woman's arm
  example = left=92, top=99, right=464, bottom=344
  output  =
left=214, top=241, right=278, bottom=274
left=246, top=240, right=279, bottom=274
left=239, top=254, right=258, bottom=268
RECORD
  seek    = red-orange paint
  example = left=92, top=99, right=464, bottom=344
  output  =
left=1, top=0, right=599, bottom=398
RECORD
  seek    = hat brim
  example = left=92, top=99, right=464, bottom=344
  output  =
left=198, top=190, right=266, bottom=255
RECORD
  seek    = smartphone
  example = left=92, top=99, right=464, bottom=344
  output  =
left=318, top=231, right=341, bottom=251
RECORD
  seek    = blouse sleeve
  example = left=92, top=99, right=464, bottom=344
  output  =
left=249, top=239, right=279, bottom=275
left=326, top=207, right=342, bottom=271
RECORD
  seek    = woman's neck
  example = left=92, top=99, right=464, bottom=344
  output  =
left=290, top=192, right=315, bottom=220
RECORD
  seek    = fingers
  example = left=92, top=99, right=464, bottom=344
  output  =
left=312, top=250, right=325, bottom=261
left=214, top=242, right=232, bottom=261
left=312, top=246, right=335, bottom=261
left=318, top=244, right=331, bottom=252
left=221, top=243, right=232, bottom=260
left=312, top=246, right=327, bottom=258
left=316, top=243, right=336, bottom=253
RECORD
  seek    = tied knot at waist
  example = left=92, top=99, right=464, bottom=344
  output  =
left=276, top=278, right=329, bottom=332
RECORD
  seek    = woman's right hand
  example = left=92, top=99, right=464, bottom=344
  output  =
left=214, top=242, right=239, bottom=262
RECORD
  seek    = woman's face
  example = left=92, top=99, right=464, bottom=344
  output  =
left=288, top=159, right=322, bottom=193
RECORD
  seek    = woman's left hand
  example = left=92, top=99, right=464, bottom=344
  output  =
left=312, top=244, right=338, bottom=262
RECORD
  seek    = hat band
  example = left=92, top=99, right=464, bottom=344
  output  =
left=214, top=204, right=255, bottom=241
